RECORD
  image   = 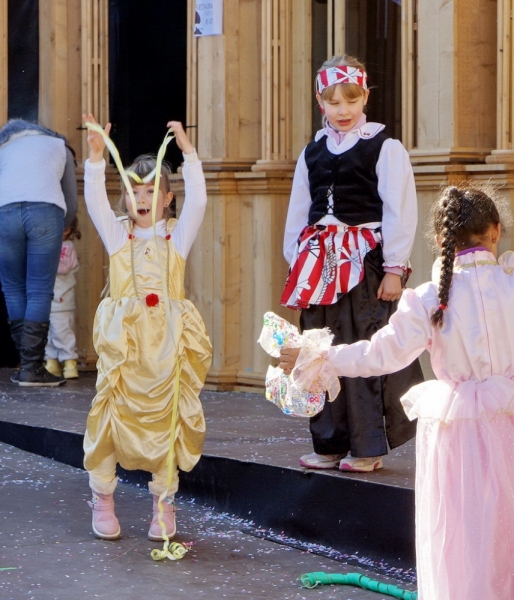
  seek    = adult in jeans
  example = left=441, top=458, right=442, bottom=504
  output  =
left=0, top=119, right=78, bottom=386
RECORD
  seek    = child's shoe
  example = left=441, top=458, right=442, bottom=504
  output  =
left=45, top=358, right=62, bottom=377
left=87, top=491, right=121, bottom=540
left=63, top=359, right=79, bottom=379
left=339, top=455, right=383, bottom=473
left=148, top=495, right=176, bottom=541
left=299, top=452, right=345, bottom=469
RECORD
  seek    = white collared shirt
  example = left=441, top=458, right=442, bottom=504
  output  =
left=283, top=123, right=418, bottom=271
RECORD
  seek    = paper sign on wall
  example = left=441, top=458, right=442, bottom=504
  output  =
left=194, top=0, right=223, bottom=37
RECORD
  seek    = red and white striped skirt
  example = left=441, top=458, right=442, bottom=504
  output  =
left=280, top=224, right=381, bottom=310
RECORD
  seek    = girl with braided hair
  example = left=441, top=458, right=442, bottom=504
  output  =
left=280, top=184, right=514, bottom=600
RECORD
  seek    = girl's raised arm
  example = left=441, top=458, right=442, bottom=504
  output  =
left=167, top=121, right=193, bottom=155
left=83, top=114, right=112, bottom=163
left=167, top=120, right=207, bottom=260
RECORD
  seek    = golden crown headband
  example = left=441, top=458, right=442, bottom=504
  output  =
left=84, top=122, right=175, bottom=220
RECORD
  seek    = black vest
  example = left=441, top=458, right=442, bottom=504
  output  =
left=305, top=131, right=389, bottom=226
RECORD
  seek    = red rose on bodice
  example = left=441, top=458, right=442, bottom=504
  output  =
left=145, top=293, right=159, bottom=307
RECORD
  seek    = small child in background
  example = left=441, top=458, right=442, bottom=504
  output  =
left=45, top=216, right=80, bottom=379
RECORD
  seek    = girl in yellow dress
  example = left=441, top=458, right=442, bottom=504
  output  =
left=82, top=115, right=212, bottom=541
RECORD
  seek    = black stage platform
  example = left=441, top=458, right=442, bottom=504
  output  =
left=0, top=368, right=416, bottom=573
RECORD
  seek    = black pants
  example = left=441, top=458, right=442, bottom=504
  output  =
left=300, top=247, right=424, bottom=457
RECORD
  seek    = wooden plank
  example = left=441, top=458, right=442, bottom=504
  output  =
left=67, top=1, right=82, bottom=155
left=73, top=168, right=113, bottom=369
left=453, top=0, right=496, bottom=149
left=224, top=0, right=240, bottom=160
left=333, top=0, right=345, bottom=56
left=401, top=0, right=415, bottom=150
left=180, top=176, right=216, bottom=370
left=327, top=0, right=333, bottom=58
left=81, top=0, right=109, bottom=159
left=497, top=0, right=512, bottom=150
left=238, top=0, right=261, bottom=159
left=417, top=0, right=449, bottom=149
left=197, top=35, right=225, bottom=159
left=291, top=0, right=311, bottom=157
left=39, top=0, right=69, bottom=134
left=262, top=0, right=272, bottom=160
left=81, top=0, right=92, bottom=159
left=272, top=0, right=279, bottom=159
left=186, top=0, right=198, bottom=150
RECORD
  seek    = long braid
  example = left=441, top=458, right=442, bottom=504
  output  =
left=431, top=187, right=461, bottom=328
left=429, top=183, right=508, bottom=328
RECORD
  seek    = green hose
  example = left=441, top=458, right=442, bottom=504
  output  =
left=300, top=572, right=418, bottom=599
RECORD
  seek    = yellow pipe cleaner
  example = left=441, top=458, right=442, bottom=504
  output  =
left=84, top=122, right=188, bottom=562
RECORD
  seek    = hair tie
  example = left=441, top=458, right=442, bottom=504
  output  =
left=439, top=304, right=447, bottom=311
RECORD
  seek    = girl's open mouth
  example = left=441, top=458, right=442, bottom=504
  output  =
left=137, top=208, right=150, bottom=215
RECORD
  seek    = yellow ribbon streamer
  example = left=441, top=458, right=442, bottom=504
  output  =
left=85, top=122, right=188, bottom=561
left=151, top=360, right=185, bottom=561
left=151, top=541, right=188, bottom=562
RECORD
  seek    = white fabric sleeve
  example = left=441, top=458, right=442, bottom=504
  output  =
left=84, top=159, right=127, bottom=256
left=172, top=151, right=207, bottom=259
left=376, top=139, right=418, bottom=269
left=283, top=149, right=311, bottom=264
left=326, top=288, right=432, bottom=377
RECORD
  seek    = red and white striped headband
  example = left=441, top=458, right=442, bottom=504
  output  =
left=316, top=66, right=368, bottom=94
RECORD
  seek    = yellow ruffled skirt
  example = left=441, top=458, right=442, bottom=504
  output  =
left=84, top=296, right=212, bottom=475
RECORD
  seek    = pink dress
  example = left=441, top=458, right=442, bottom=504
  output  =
left=324, top=249, right=514, bottom=600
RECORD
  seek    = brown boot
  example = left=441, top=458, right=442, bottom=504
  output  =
left=87, top=491, right=121, bottom=540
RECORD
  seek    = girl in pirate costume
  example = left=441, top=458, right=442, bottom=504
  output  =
left=282, top=55, right=424, bottom=472
left=82, top=115, right=212, bottom=542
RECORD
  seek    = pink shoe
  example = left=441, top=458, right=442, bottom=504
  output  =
left=148, top=495, right=177, bottom=541
left=299, top=452, right=345, bottom=469
left=87, top=491, right=121, bottom=540
left=339, top=455, right=383, bottom=473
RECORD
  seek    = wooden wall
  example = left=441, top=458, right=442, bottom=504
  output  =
left=68, top=0, right=514, bottom=387
left=2, top=0, right=514, bottom=388
left=182, top=171, right=293, bottom=389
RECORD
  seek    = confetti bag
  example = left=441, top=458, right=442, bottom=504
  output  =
left=257, top=312, right=340, bottom=417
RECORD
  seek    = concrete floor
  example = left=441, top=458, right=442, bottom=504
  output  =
left=0, top=442, right=417, bottom=600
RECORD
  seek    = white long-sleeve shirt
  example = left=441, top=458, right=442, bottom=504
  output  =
left=283, top=123, right=418, bottom=270
left=84, top=151, right=207, bottom=258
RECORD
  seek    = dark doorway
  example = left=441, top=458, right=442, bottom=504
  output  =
left=108, top=0, right=188, bottom=172
left=345, top=0, right=402, bottom=140
left=311, top=0, right=402, bottom=140
left=7, top=0, right=39, bottom=121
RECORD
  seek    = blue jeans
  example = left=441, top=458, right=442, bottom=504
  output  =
left=0, top=202, right=64, bottom=323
